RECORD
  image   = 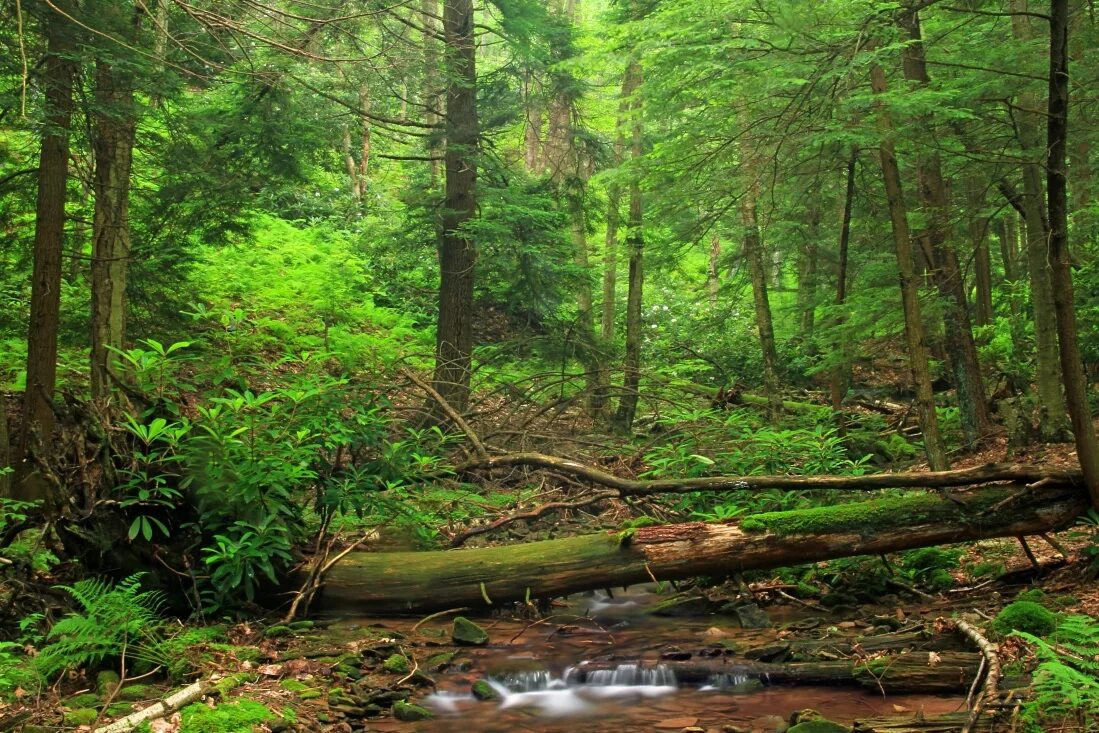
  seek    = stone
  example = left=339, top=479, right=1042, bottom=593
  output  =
left=451, top=616, right=489, bottom=646
left=651, top=594, right=721, bottom=617
left=392, top=701, right=433, bottom=721
left=382, top=653, right=410, bottom=674
left=750, top=714, right=789, bottom=733
left=471, top=679, right=500, bottom=701
left=661, top=645, right=693, bottom=661
left=744, top=642, right=791, bottom=663
left=787, top=721, right=849, bottom=733
left=730, top=602, right=771, bottom=629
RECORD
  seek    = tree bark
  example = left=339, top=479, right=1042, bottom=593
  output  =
left=829, top=148, right=857, bottom=430
left=969, top=183, right=993, bottom=330
left=741, top=165, right=782, bottom=419
left=430, top=0, right=478, bottom=414
left=17, top=1, right=77, bottom=506
left=868, top=54, right=949, bottom=471
left=899, top=8, right=991, bottom=446
left=319, top=484, right=1085, bottom=613
left=0, top=397, right=10, bottom=498
left=422, top=0, right=442, bottom=181
left=1010, top=0, right=1070, bottom=442
left=91, top=7, right=140, bottom=401
left=796, top=207, right=820, bottom=341
left=1047, top=0, right=1099, bottom=509
left=461, top=450, right=1082, bottom=496
left=613, top=59, right=644, bottom=433
left=706, top=233, right=721, bottom=306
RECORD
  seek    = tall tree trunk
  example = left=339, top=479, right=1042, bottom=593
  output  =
left=999, top=215, right=1027, bottom=356
left=969, top=183, right=994, bottom=330
left=1047, top=0, right=1099, bottom=509
left=706, top=233, right=721, bottom=306
left=524, top=73, right=542, bottom=173
left=17, top=2, right=77, bottom=506
left=430, top=0, right=478, bottom=414
left=741, top=162, right=781, bottom=419
left=796, top=208, right=820, bottom=342
left=0, top=398, right=10, bottom=498
left=829, top=148, right=857, bottom=433
left=594, top=92, right=627, bottom=419
left=899, top=8, right=991, bottom=446
left=90, top=46, right=138, bottom=402
left=613, top=59, right=644, bottom=433
left=422, top=0, right=442, bottom=181
left=1011, top=0, right=1071, bottom=442
left=868, top=55, right=949, bottom=471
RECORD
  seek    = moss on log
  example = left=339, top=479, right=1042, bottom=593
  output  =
left=320, top=485, right=1086, bottom=614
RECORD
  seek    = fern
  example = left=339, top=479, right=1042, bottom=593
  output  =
left=1016, top=614, right=1099, bottom=732
left=35, top=574, right=168, bottom=679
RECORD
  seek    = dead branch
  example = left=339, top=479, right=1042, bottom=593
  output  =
left=449, top=490, right=619, bottom=547
left=955, top=618, right=1001, bottom=733
left=401, top=369, right=488, bottom=461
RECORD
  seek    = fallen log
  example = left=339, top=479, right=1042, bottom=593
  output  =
left=853, top=712, right=996, bottom=733
left=459, top=453, right=1082, bottom=497
left=319, top=484, right=1086, bottom=614
left=573, top=650, right=981, bottom=693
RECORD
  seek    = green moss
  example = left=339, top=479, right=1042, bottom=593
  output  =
left=383, top=653, right=411, bottom=674
left=740, top=490, right=1009, bottom=537
left=97, top=670, right=121, bottom=696
left=471, top=679, right=500, bottom=701
left=279, top=679, right=312, bottom=693
left=107, top=702, right=133, bottom=716
left=117, top=683, right=157, bottom=701
left=66, top=692, right=100, bottom=707
left=264, top=625, right=292, bottom=639
left=287, top=620, right=314, bottom=632
left=451, top=617, right=489, bottom=646
left=993, top=601, right=1057, bottom=637
left=63, top=708, right=99, bottom=726
left=180, top=700, right=273, bottom=733
left=1015, top=588, right=1047, bottom=604
left=298, top=689, right=322, bottom=700
left=392, top=701, right=433, bottom=721
left=787, top=721, right=850, bottom=733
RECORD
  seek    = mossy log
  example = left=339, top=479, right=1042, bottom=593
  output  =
left=320, top=484, right=1085, bottom=614
left=574, top=650, right=981, bottom=693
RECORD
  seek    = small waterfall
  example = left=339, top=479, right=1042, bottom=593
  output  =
left=489, top=669, right=555, bottom=692
left=703, top=671, right=750, bottom=689
left=566, top=663, right=677, bottom=687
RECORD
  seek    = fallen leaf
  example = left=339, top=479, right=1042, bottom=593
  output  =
left=927, top=651, right=941, bottom=666
left=257, top=663, right=283, bottom=676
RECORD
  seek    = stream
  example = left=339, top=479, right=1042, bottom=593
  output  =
left=322, top=586, right=969, bottom=732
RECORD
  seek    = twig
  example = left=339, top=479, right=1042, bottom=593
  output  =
left=282, top=531, right=372, bottom=622
left=1016, top=536, right=1039, bottom=568
left=92, top=679, right=209, bottom=733
left=449, top=490, right=618, bottom=547
left=411, top=607, right=470, bottom=633
left=955, top=618, right=1000, bottom=733
left=885, top=577, right=936, bottom=600
left=1038, top=533, right=1069, bottom=559
left=401, top=369, right=488, bottom=461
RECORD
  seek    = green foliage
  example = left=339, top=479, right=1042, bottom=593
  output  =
left=993, top=600, right=1057, bottom=638
left=34, top=574, right=167, bottom=679
left=179, top=699, right=274, bottom=733
left=899, top=547, right=961, bottom=591
left=1015, top=615, right=1099, bottom=732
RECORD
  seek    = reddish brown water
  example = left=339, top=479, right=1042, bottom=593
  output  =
left=325, top=587, right=967, bottom=732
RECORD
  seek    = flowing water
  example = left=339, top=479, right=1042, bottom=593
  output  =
left=325, top=587, right=967, bottom=732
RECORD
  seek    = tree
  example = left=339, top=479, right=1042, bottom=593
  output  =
left=16, top=0, right=78, bottom=505
left=430, top=0, right=479, bottom=413
left=1047, top=0, right=1099, bottom=508
left=90, top=1, right=141, bottom=401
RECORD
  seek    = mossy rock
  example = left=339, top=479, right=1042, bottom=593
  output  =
left=117, top=683, right=157, bottom=702
left=66, top=692, right=100, bottom=708
left=97, top=670, right=121, bottom=696
left=425, top=651, right=457, bottom=670
left=993, top=600, right=1056, bottom=637
left=106, top=702, right=133, bottom=717
left=279, top=679, right=313, bottom=694
left=63, top=709, right=99, bottom=727
left=471, top=679, right=501, bottom=701
left=451, top=617, right=489, bottom=646
left=1015, top=588, right=1046, bottom=604
left=392, top=701, right=433, bottom=721
left=179, top=700, right=273, bottom=733
left=787, top=721, right=850, bottom=733
left=298, top=689, right=322, bottom=701
left=287, top=620, right=315, bottom=632
left=264, top=625, right=293, bottom=639
left=383, top=653, right=411, bottom=674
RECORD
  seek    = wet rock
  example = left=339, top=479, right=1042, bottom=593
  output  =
left=744, top=642, right=790, bottom=663
left=783, top=617, right=823, bottom=631
left=425, top=651, right=457, bottom=671
left=868, top=614, right=903, bottom=631
left=661, top=645, right=693, bottom=661
left=471, top=679, right=501, bottom=701
left=750, top=714, right=789, bottom=733
left=392, top=701, right=433, bottom=721
left=451, top=616, right=489, bottom=645
left=365, top=689, right=410, bottom=707
left=722, top=726, right=751, bottom=733
left=724, top=678, right=764, bottom=694
left=729, top=602, right=771, bottom=629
